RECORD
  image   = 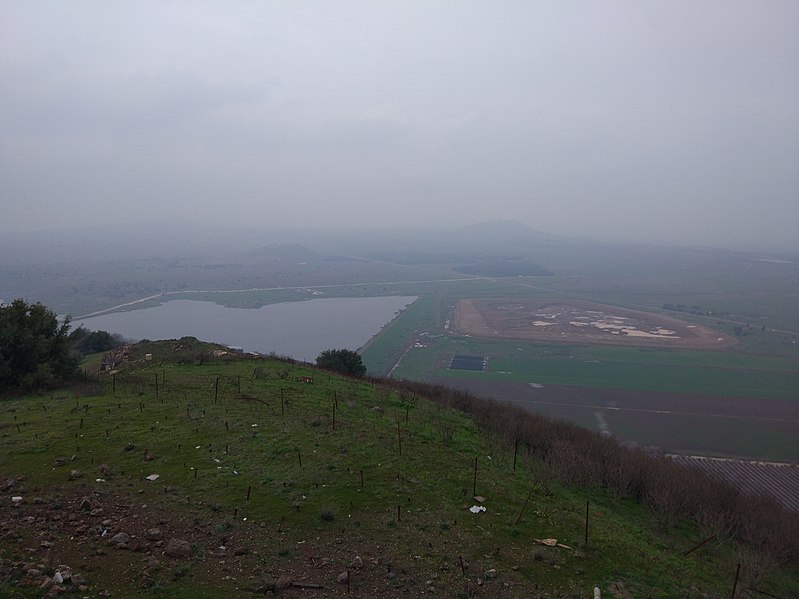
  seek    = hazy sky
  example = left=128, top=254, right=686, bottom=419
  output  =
left=1, top=1, right=797, bottom=250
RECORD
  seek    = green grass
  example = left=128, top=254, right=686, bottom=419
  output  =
left=3, top=343, right=792, bottom=597
left=464, top=355, right=798, bottom=400
left=360, top=296, right=436, bottom=375
left=395, top=337, right=799, bottom=401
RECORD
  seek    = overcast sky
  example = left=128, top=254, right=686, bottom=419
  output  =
left=1, top=1, right=797, bottom=250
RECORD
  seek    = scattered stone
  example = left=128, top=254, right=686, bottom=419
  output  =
left=146, top=528, right=162, bottom=541
left=144, top=474, right=159, bottom=482
left=53, top=571, right=63, bottom=584
left=69, top=470, right=81, bottom=480
left=350, top=555, right=363, bottom=569
left=484, top=568, right=497, bottom=580
left=337, top=571, right=349, bottom=584
left=164, top=538, right=193, bottom=558
left=145, top=557, right=161, bottom=570
left=473, top=496, right=485, bottom=503
left=79, top=497, right=92, bottom=511
left=53, top=458, right=66, bottom=467
left=11, top=496, right=22, bottom=504
left=110, top=532, right=130, bottom=546
left=144, top=452, right=156, bottom=462
left=233, top=547, right=248, bottom=556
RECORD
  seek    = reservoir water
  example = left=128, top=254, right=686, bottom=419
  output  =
left=74, top=296, right=417, bottom=362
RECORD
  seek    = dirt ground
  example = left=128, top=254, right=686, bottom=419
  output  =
left=0, top=480, right=538, bottom=598
left=453, top=299, right=735, bottom=349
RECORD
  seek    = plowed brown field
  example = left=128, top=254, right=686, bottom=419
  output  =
left=453, top=298, right=735, bottom=349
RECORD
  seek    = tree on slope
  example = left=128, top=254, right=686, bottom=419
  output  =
left=0, top=299, right=79, bottom=391
left=69, top=326, right=125, bottom=356
left=315, top=348, right=366, bottom=376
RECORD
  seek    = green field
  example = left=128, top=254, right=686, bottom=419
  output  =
left=386, top=334, right=799, bottom=399
left=440, top=348, right=798, bottom=400
left=351, top=268, right=799, bottom=463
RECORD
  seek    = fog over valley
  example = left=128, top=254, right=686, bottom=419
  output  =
left=1, top=1, right=797, bottom=251
left=2, top=4, right=799, bottom=595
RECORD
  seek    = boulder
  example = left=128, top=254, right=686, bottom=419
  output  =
left=164, top=538, right=193, bottom=559
left=110, top=532, right=130, bottom=546
left=146, top=528, right=162, bottom=541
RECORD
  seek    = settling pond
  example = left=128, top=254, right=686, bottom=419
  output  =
left=74, top=297, right=417, bottom=362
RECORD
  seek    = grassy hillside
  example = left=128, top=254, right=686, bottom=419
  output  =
left=1, top=340, right=797, bottom=598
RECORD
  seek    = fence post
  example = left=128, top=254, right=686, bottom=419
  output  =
left=584, top=500, right=590, bottom=548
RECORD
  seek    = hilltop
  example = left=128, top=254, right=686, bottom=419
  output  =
left=0, top=339, right=797, bottom=598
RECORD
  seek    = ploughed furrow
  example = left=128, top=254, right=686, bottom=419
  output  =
left=669, top=455, right=799, bottom=513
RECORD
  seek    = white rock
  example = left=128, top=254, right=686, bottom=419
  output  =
left=11, top=496, right=22, bottom=503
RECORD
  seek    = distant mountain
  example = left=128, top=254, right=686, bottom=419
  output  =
left=454, top=219, right=561, bottom=241
left=237, top=243, right=320, bottom=264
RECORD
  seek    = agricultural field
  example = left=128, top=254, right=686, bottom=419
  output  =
left=363, top=281, right=799, bottom=467
left=5, top=342, right=792, bottom=596
left=428, top=378, right=799, bottom=462
left=670, top=456, right=799, bottom=513
left=400, top=335, right=799, bottom=461
left=453, top=298, right=736, bottom=349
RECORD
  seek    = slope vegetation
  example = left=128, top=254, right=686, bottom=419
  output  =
left=0, top=339, right=796, bottom=598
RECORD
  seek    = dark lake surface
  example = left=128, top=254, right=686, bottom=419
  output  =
left=74, top=297, right=417, bottom=361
